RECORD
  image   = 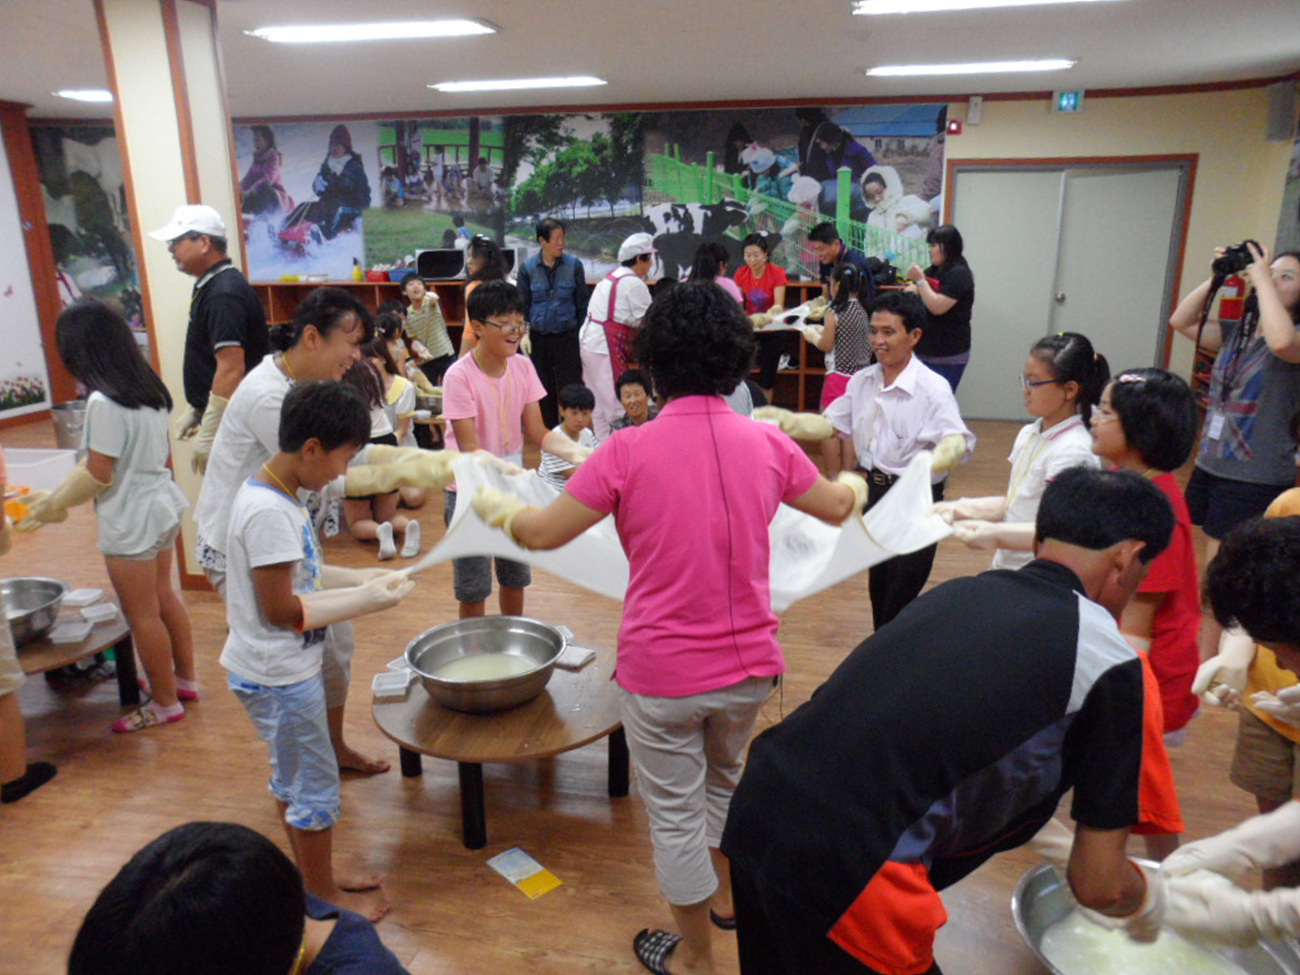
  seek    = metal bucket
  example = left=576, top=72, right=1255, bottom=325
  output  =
left=51, top=401, right=87, bottom=453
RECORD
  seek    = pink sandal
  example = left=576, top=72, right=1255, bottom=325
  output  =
left=112, top=704, right=185, bottom=734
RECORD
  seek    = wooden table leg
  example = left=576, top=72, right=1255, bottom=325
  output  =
left=112, top=634, right=140, bottom=708
left=458, top=761, right=487, bottom=850
left=399, top=747, right=422, bottom=778
left=608, top=726, right=629, bottom=798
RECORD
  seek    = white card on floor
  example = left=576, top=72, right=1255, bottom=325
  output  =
left=487, top=847, right=562, bottom=899
left=63, top=588, right=104, bottom=607
left=81, top=602, right=120, bottom=623
left=49, top=620, right=94, bottom=643
left=556, top=643, right=597, bottom=671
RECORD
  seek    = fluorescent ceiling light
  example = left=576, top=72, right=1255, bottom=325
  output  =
left=430, top=76, right=607, bottom=93
left=854, top=0, right=1124, bottom=12
left=867, top=58, right=1076, bottom=76
left=247, top=20, right=495, bottom=44
left=55, top=89, right=113, bottom=103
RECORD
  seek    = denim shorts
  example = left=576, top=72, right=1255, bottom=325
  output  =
left=444, top=489, right=531, bottom=602
left=228, top=672, right=340, bottom=831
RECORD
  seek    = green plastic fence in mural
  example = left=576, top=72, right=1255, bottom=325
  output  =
left=648, top=148, right=930, bottom=279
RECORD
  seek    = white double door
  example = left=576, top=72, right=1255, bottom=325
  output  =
left=951, top=162, right=1189, bottom=420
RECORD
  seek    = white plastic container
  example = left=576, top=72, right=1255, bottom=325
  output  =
left=6, top=449, right=78, bottom=490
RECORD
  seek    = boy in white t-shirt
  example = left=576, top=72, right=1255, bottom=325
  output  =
left=540, top=383, right=598, bottom=491
left=441, top=281, right=593, bottom=618
left=221, top=381, right=416, bottom=922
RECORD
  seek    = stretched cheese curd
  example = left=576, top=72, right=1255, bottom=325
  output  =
left=1040, top=910, right=1249, bottom=975
left=432, top=654, right=536, bottom=682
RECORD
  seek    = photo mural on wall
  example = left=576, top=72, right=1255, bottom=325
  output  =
left=234, top=103, right=946, bottom=284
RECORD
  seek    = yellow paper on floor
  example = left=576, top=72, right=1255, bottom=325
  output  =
left=488, top=847, right=562, bottom=900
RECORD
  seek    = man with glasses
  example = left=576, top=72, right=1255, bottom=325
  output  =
left=149, top=204, right=268, bottom=473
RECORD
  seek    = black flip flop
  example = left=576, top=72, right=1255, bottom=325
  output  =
left=633, top=928, right=682, bottom=975
left=709, top=908, right=738, bottom=930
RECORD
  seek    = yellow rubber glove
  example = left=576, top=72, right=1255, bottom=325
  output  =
left=410, top=368, right=437, bottom=396
left=749, top=312, right=774, bottom=329
left=473, top=486, right=537, bottom=548
left=540, top=429, right=593, bottom=468
left=319, top=564, right=397, bottom=589
left=15, top=465, right=112, bottom=532
left=519, top=331, right=533, bottom=355
left=768, top=304, right=785, bottom=315
left=172, top=405, right=201, bottom=441
left=806, top=295, right=830, bottom=322
left=0, top=512, right=10, bottom=557
left=343, top=452, right=459, bottom=496
left=297, top=572, right=415, bottom=630
left=835, top=471, right=868, bottom=523
left=798, top=325, right=824, bottom=345
left=932, top=495, right=1008, bottom=524
left=191, top=393, right=228, bottom=475
left=365, top=444, right=426, bottom=466
left=930, top=433, right=968, bottom=473
left=753, top=406, right=835, bottom=441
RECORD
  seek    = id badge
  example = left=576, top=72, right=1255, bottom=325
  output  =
left=1206, top=410, right=1225, bottom=441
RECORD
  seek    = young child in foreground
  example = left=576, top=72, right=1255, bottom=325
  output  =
left=221, top=381, right=416, bottom=921
left=539, top=383, right=598, bottom=491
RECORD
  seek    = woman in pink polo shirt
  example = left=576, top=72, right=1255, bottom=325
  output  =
left=473, top=281, right=862, bottom=975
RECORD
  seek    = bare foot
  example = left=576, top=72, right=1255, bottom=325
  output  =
left=335, top=886, right=391, bottom=923
left=337, top=869, right=384, bottom=892
left=336, top=746, right=391, bottom=776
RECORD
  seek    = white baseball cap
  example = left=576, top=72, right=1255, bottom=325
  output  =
left=617, top=232, right=657, bottom=263
left=148, top=204, right=227, bottom=242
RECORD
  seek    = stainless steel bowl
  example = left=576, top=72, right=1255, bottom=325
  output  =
left=1013, top=861, right=1300, bottom=975
left=404, top=616, right=566, bottom=713
left=1, top=576, right=68, bottom=646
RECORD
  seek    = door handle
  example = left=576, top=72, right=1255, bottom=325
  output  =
left=1054, top=292, right=1066, bottom=304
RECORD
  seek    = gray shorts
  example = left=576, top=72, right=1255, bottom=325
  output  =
left=444, top=489, right=531, bottom=603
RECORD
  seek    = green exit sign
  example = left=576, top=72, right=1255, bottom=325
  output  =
left=1053, top=90, right=1085, bottom=113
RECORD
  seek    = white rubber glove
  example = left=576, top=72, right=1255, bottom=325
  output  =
left=15, top=465, right=112, bottom=532
left=172, top=405, right=201, bottom=441
left=319, top=565, right=397, bottom=589
left=190, top=393, right=228, bottom=475
left=1192, top=628, right=1257, bottom=708
left=932, top=495, right=1008, bottom=524
left=1026, top=817, right=1074, bottom=869
left=1080, top=861, right=1167, bottom=944
left=473, top=486, right=536, bottom=547
left=297, top=572, right=415, bottom=630
left=343, top=452, right=459, bottom=496
left=835, top=471, right=868, bottom=523
left=1253, top=686, right=1300, bottom=727
left=1164, top=801, right=1300, bottom=881
left=540, top=429, right=593, bottom=469
left=519, top=331, right=532, bottom=355
left=930, top=433, right=969, bottom=473
left=753, top=406, right=835, bottom=441
left=1164, top=871, right=1300, bottom=946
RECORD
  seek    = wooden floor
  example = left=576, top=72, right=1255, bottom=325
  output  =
left=0, top=417, right=1261, bottom=975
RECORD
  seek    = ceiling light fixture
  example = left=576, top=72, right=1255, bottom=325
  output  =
left=854, top=0, right=1124, bottom=13
left=430, top=76, right=607, bottom=93
left=867, top=58, right=1076, bottom=76
left=247, top=20, right=495, bottom=44
left=55, top=89, right=114, bottom=103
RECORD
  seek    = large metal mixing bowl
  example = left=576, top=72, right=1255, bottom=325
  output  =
left=404, top=616, right=566, bottom=714
left=1, top=577, right=68, bottom=646
left=1013, top=861, right=1300, bottom=975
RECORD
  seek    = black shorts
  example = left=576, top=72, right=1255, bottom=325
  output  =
left=1185, top=466, right=1291, bottom=540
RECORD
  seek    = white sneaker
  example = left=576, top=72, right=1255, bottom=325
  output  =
left=401, top=521, right=422, bottom=558
left=377, top=522, right=397, bottom=561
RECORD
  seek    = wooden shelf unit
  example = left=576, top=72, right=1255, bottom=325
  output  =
left=250, top=277, right=827, bottom=411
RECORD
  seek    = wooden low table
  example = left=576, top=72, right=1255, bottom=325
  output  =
left=372, top=643, right=627, bottom=850
left=17, top=614, right=138, bottom=707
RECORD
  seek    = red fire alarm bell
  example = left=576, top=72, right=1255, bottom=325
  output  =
left=947, top=119, right=963, bottom=136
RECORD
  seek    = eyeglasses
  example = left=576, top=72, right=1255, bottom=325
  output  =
left=480, top=319, right=529, bottom=338
left=1089, top=405, right=1118, bottom=424
left=1019, top=375, right=1062, bottom=392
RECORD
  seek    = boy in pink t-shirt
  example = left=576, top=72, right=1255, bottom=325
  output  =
left=441, top=280, right=591, bottom=618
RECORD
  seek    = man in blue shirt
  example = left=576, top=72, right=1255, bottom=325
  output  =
left=808, top=222, right=876, bottom=308
left=517, top=218, right=590, bottom=428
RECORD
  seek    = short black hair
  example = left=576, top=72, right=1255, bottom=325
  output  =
left=1030, top=331, right=1110, bottom=421
left=536, top=217, right=565, bottom=242
left=635, top=280, right=756, bottom=399
left=1036, top=466, right=1173, bottom=564
left=559, top=383, right=595, bottom=410
left=467, top=279, right=528, bottom=322
left=278, top=380, right=371, bottom=453
left=870, top=289, right=927, bottom=333
left=1206, top=515, right=1300, bottom=641
left=616, top=369, right=650, bottom=396
left=400, top=272, right=422, bottom=293
left=807, top=222, right=841, bottom=245
left=741, top=233, right=770, bottom=255
left=68, top=822, right=305, bottom=975
left=206, top=235, right=229, bottom=255
left=1108, top=368, right=1199, bottom=472
left=275, top=287, right=375, bottom=352
left=377, top=299, right=405, bottom=319
left=689, top=240, right=728, bottom=282
left=926, top=224, right=964, bottom=263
